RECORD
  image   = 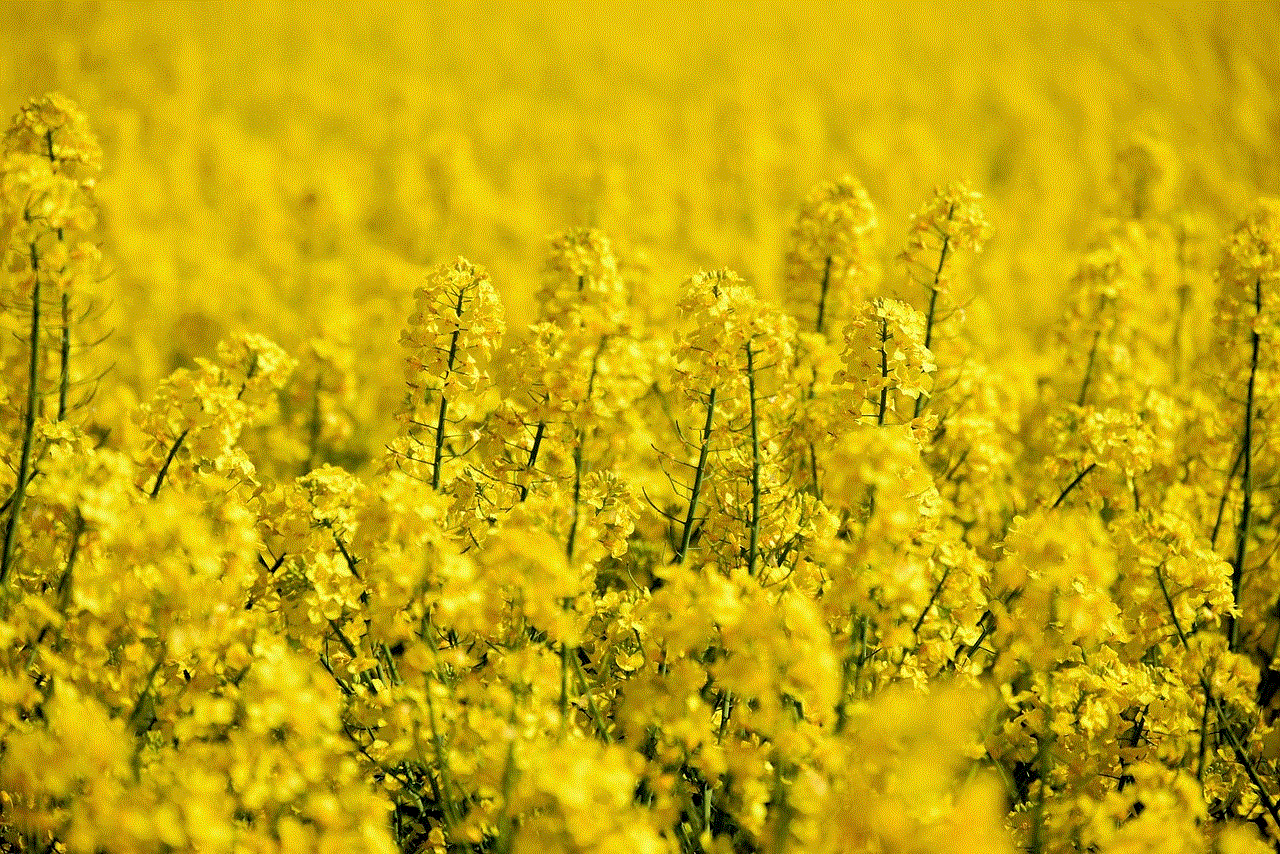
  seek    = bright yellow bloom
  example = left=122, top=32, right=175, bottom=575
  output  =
left=784, top=176, right=880, bottom=334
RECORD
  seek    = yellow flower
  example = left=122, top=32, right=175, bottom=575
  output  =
left=839, top=297, right=935, bottom=420
left=901, top=182, right=991, bottom=298
left=539, top=227, right=630, bottom=336
left=784, top=176, right=880, bottom=334
left=4, top=93, right=102, bottom=180
left=401, top=256, right=506, bottom=398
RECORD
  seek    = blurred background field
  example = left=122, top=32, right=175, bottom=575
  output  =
left=0, top=1, right=1276, bottom=435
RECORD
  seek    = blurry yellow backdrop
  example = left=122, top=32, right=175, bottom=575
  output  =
left=1, top=2, right=1275, bottom=413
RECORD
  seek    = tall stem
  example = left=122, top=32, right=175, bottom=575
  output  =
left=675, top=388, right=717, bottom=565
left=1077, top=329, right=1102, bottom=408
left=58, top=291, right=70, bottom=421
left=565, top=340, right=604, bottom=563
left=814, top=255, right=833, bottom=336
left=150, top=428, right=190, bottom=499
left=424, top=677, right=465, bottom=837
left=1, top=245, right=43, bottom=586
left=914, top=224, right=951, bottom=419
left=518, top=421, right=545, bottom=502
left=566, top=434, right=586, bottom=562
left=1171, top=226, right=1190, bottom=385
left=746, top=343, right=761, bottom=576
left=1228, top=276, right=1262, bottom=652
left=1052, top=462, right=1096, bottom=509
left=1211, top=442, right=1246, bottom=549
left=304, top=374, right=322, bottom=474
left=431, top=289, right=468, bottom=491
left=431, top=394, right=450, bottom=491
left=876, top=316, right=889, bottom=426
left=559, top=641, right=569, bottom=735
left=1158, top=563, right=1280, bottom=829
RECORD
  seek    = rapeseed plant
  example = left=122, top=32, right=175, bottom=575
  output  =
left=1, top=5, right=1280, bottom=854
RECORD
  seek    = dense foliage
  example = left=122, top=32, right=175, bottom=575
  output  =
left=2, top=5, right=1280, bottom=854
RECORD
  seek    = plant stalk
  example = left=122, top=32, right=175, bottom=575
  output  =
left=914, top=219, right=951, bottom=419
left=1227, top=276, right=1261, bottom=653
left=815, top=255, right=833, bottom=336
left=675, top=389, right=717, bottom=565
left=746, top=343, right=761, bottom=576
left=1, top=246, right=43, bottom=586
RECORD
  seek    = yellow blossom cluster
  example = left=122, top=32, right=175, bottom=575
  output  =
left=783, top=176, right=880, bottom=335
left=1, top=5, right=1280, bottom=854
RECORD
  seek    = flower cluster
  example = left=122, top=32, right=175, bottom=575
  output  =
left=401, top=258, right=506, bottom=399
left=5, top=53, right=1280, bottom=854
left=900, top=182, right=991, bottom=299
left=783, top=176, right=880, bottom=334
left=839, top=297, right=934, bottom=422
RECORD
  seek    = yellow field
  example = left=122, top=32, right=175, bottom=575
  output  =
left=1, top=3, right=1278, bottom=853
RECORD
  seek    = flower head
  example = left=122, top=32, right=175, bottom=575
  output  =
left=840, top=297, right=935, bottom=418
left=539, top=227, right=629, bottom=335
left=784, top=176, right=879, bottom=333
left=4, top=93, right=102, bottom=181
left=901, top=182, right=991, bottom=297
left=401, top=257, right=506, bottom=397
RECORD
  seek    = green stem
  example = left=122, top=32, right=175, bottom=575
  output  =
left=58, top=511, right=83, bottom=609
left=304, top=374, right=322, bottom=473
left=808, top=442, right=822, bottom=500
left=834, top=614, right=866, bottom=734
left=913, top=565, right=952, bottom=635
left=876, top=316, right=889, bottom=426
left=1228, top=276, right=1261, bottom=653
left=559, top=641, right=570, bottom=735
left=1206, top=681, right=1280, bottom=832
left=1154, top=563, right=1188, bottom=646
left=566, top=433, right=585, bottom=562
left=431, top=289, right=468, bottom=491
left=127, top=653, right=165, bottom=735
left=1051, top=462, right=1096, bottom=509
left=149, top=428, right=190, bottom=499
left=675, top=388, right=717, bottom=565
left=497, top=722, right=518, bottom=853
left=1211, top=442, right=1245, bottom=549
left=1172, top=227, right=1190, bottom=385
left=745, top=343, right=761, bottom=576
left=1158, top=560, right=1279, bottom=824
left=815, top=255, right=833, bottom=336
left=1, top=245, right=43, bottom=587
left=572, top=650, right=610, bottom=743
left=1196, top=694, right=1211, bottom=785
left=771, top=761, right=794, bottom=854
left=431, top=393, right=450, bottom=491
left=58, top=291, right=70, bottom=421
left=1077, top=329, right=1102, bottom=408
left=424, top=677, right=465, bottom=836
left=914, top=223, right=950, bottom=419
left=1077, top=295, right=1108, bottom=408
left=518, top=420, right=545, bottom=502
left=31, top=512, right=85, bottom=655
left=1030, top=731, right=1050, bottom=854
left=716, top=689, right=733, bottom=740
left=566, top=342, right=603, bottom=562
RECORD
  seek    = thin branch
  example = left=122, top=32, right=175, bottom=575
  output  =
left=1210, top=442, right=1245, bottom=548
left=1, top=245, right=43, bottom=586
left=746, top=343, right=761, bottom=576
left=149, top=428, right=190, bottom=499
left=1228, top=276, right=1262, bottom=652
left=815, top=255, right=833, bottom=335
left=675, top=388, right=717, bottom=565
left=1051, top=462, right=1096, bottom=509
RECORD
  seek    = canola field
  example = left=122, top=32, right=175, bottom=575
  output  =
left=2, top=2, right=1280, bottom=852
